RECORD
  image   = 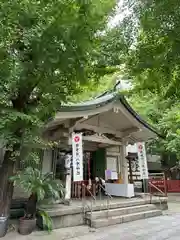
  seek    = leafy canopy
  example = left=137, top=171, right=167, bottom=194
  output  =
left=0, top=0, right=122, bottom=158
left=122, top=0, right=180, bottom=161
left=125, top=0, right=180, bottom=99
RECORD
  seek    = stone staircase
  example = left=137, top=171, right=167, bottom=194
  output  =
left=37, top=197, right=167, bottom=230
left=86, top=203, right=162, bottom=228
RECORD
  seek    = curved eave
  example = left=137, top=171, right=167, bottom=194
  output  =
left=58, top=93, right=116, bottom=112
left=54, top=93, right=161, bottom=138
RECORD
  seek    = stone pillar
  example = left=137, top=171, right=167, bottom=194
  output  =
left=117, top=147, right=121, bottom=177
left=64, top=153, right=72, bottom=205
left=120, top=143, right=129, bottom=184
left=64, top=170, right=72, bottom=201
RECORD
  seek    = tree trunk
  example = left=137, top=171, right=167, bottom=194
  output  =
left=0, top=151, right=15, bottom=216
left=25, top=193, right=37, bottom=219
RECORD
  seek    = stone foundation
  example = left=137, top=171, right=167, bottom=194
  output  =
left=37, top=197, right=168, bottom=230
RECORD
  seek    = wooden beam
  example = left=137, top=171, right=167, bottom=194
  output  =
left=74, top=123, right=123, bottom=138
left=69, top=117, right=87, bottom=133
left=122, top=127, right=140, bottom=137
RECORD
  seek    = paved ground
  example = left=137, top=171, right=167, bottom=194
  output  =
left=5, top=198, right=180, bottom=240
left=68, top=202, right=180, bottom=240
left=70, top=213, right=180, bottom=240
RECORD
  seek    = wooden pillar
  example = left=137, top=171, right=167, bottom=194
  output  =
left=128, top=156, right=133, bottom=184
left=121, top=142, right=129, bottom=184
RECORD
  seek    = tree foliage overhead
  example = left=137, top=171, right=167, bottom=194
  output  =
left=122, top=0, right=180, bottom=161
left=0, top=0, right=126, bottom=216
left=128, top=92, right=180, bottom=161
left=125, top=0, right=180, bottom=99
left=0, top=0, right=119, bottom=151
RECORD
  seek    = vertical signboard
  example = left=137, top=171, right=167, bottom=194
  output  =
left=72, top=133, right=83, bottom=182
left=137, top=142, right=148, bottom=179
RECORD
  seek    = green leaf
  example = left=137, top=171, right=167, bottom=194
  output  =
left=38, top=210, right=53, bottom=233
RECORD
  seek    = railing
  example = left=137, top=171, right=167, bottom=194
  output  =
left=71, top=180, right=96, bottom=198
left=149, top=179, right=180, bottom=193
left=148, top=173, right=167, bottom=209
left=149, top=173, right=167, bottom=196
left=72, top=180, right=112, bottom=224
left=149, top=182, right=166, bottom=196
left=81, top=184, right=96, bottom=227
left=149, top=182, right=166, bottom=209
left=98, top=183, right=112, bottom=218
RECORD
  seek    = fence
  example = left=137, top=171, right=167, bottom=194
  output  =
left=149, top=180, right=180, bottom=194
left=149, top=173, right=180, bottom=194
left=148, top=173, right=167, bottom=196
left=71, top=178, right=180, bottom=198
left=71, top=180, right=97, bottom=198
left=165, top=180, right=180, bottom=193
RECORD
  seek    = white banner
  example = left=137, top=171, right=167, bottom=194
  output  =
left=137, top=142, right=148, bottom=179
left=72, top=133, right=83, bottom=182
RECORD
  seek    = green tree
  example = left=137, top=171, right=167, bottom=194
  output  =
left=124, top=0, right=180, bottom=99
left=0, top=0, right=121, bottom=216
left=121, top=0, right=180, bottom=162
left=129, top=91, right=180, bottom=167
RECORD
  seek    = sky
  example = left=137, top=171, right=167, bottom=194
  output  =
left=108, top=0, right=131, bottom=27
left=108, top=0, right=133, bottom=90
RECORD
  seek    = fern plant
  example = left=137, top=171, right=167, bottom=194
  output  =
left=10, top=167, right=65, bottom=231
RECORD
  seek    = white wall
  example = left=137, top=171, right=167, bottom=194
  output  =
left=106, top=146, right=120, bottom=174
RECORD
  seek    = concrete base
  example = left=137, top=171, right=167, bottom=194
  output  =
left=37, top=197, right=168, bottom=229
left=152, top=200, right=168, bottom=211
left=37, top=206, right=84, bottom=229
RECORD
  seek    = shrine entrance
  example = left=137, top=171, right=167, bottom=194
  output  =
left=44, top=89, right=160, bottom=200
left=51, top=146, right=107, bottom=198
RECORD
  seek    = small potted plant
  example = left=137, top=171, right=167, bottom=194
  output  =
left=10, top=167, right=64, bottom=235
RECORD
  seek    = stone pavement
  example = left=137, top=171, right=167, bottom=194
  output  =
left=69, top=213, right=180, bottom=240
left=62, top=202, right=180, bottom=240
left=4, top=201, right=180, bottom=240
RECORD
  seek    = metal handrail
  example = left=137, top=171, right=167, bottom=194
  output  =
left=149, top=182, right=166, bottom=209
left=149, top=182, right=165, bottom=196
left=82, top=184, right=96, bottom=227
left=82, top=184, right=96, bottom=200
left=98, top=183, right=112, bottom=218
left=99, top=184, right=113, bottom=199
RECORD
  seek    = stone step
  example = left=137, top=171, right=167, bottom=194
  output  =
left=86, top=204, right=156, bottom=220
left=91, top=199, right=149, bottom=212
left=91, top=209, right=162, bottom=228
